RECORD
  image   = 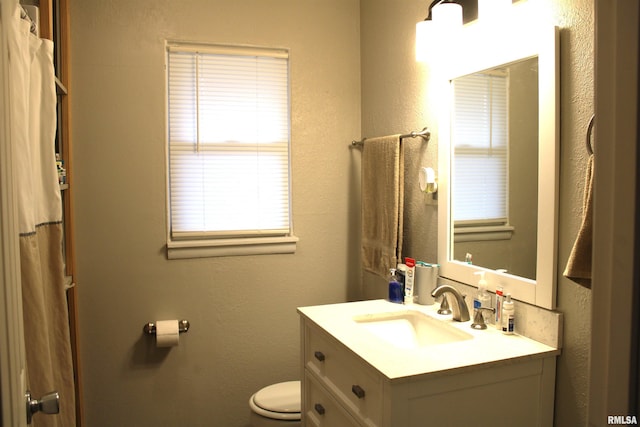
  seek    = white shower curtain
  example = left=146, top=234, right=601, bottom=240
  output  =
left=8, top=3, right=75, bottom=426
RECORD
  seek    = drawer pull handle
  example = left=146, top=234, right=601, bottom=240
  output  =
left=314, top=351, right=325, bottom=362
left=314, top=403, right=326, bottom=415
left=352, top=384, right=366, bottom=399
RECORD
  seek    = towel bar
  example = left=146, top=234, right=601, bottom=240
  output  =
left=586, top=115, right=595, bottom=155
left=351, top=127, right=431, bottom=147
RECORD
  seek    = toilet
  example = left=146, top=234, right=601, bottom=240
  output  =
left=249, top=381, right=301, bottom=426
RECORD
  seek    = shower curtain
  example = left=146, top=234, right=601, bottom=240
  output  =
left=8, top=3, right=76, bottom=426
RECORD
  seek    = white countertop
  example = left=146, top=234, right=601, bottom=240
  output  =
left=298, top=299, right=560, bottom=382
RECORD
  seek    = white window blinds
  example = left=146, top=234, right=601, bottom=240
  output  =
left=167, top=44, right=292, bottom=240
left=452, top=72, right=508, bottom=224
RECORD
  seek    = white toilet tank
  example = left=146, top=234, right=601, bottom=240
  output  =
left=249, top=381, right=301, bottom=427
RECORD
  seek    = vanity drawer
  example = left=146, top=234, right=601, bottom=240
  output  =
left=305, top=322, right=383, bottom=427
left=305, top=372, right=362, bottom=427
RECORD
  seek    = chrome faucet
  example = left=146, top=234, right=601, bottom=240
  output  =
left=431, top=284, right=471, bottom=322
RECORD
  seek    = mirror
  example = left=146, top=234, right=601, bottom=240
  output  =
left=437, top=10, right=559, bottom=310
left=451, top=57, right=539, bottom=280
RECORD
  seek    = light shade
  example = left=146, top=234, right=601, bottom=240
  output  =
left=478, top=0, right=512, bottom=22
left=432, top=2, right=463, bottom=29
left=415, top=19, right=433, bottom=62
left=415, top=1, right=463, bottom=63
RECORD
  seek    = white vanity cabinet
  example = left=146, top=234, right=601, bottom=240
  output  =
left=299, top=301, right=559, bottom=427
left=303, top=320, right=383, bottom=426
left=304, top=373, right=362, bottom=427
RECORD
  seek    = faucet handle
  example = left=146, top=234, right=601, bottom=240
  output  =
left=470, top=307, right=496, bottom=330
left=437, top=295, right=452, bottom=315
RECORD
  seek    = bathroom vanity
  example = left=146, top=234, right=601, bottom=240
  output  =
left=298, top=300, right=559, bottom=427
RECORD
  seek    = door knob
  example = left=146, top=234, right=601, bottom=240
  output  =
left=25, top=390, right=59, bottom=424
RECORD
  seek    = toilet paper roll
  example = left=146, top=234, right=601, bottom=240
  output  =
left=416, top=265, right=438, bottom=305
left=155, top=320, right=180, bottom=347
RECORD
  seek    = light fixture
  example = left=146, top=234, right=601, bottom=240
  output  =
left=415, top=1, right=463, bottom=62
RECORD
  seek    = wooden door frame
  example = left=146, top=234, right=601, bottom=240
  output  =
left=590, top=0, right=640, bottom=423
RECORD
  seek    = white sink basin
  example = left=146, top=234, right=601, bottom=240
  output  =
left=353, top=310, right=473, bottom=349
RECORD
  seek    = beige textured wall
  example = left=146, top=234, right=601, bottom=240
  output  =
left=360, top=0, right=593, bottom=425
left=360, top=0, right=439, bottom=300
left=70, top=1, right=360, bottom=426
left=551, top=1, right=594, bottom=425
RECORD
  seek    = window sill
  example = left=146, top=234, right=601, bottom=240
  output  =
left=454, top=224, right=514, bottom=243
left=167, top=235, right=299, bottom=259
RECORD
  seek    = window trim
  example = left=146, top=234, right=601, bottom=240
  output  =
left=166, top=235, right=299, bottom=259
left=164, top=41, right=297, bottom=259
left=453, top=219, right=515, bottom=242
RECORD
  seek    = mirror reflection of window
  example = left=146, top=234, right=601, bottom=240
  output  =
left=452, top=72, right=509, bottom=226
left=449, top=58, right=539, bottom=280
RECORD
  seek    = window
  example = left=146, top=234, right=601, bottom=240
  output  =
left=451, top=71, right=513, bottom=241
left=165, top=43, right=297, bottom=259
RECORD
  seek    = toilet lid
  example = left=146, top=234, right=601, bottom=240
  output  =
left=253, top=381, right=301, bottom=414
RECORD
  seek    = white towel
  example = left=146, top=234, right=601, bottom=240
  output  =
left=563, top=154, right=593, bottom=288
left=361, top=135, right=404, bottom=278
left=10, top=10, right=61, bottom=235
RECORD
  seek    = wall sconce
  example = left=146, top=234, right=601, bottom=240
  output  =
left=416, top=1, right=516, bottom=62
left=419, top=167, right=438, bottom=194
left=415, top=1, right=463, bottom=62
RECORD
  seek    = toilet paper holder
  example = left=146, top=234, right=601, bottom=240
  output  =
left=143, top=319, right=190, bottom=335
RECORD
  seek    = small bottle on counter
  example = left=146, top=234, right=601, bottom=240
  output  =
left=403, top=257, right=416, bottom=305
left=388, top=268, right=403, bottom=304
left=495, top=286, right=504, bottom=330
left=502, top=293, right=515, bottom=334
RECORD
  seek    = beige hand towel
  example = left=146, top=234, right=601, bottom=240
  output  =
left=361, top=135, right=404, bottom=279
left=563, top=154, right=594, bottom=288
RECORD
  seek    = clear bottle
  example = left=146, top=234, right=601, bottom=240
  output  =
left=502, top=294, right=515, bottom=334
left=388, top=268, right=403, bottom=304
left=473, top=271, right=491, bottom=322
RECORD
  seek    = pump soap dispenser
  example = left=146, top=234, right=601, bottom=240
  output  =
left=388, top=269, right=403, bottom=304
left=473, top=272, right=491, bottom=310
left=471, top=271, right=493, bottom=329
